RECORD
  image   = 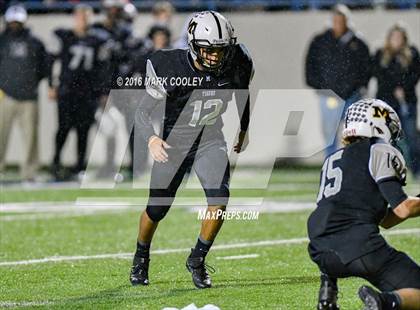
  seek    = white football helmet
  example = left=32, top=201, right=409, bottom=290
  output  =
left=187, top=11, right=236, bottom=71
left=343, top=98, right=402, bottom=145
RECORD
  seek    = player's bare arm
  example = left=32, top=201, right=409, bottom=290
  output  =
left=381, top=196, right=420, bottom=229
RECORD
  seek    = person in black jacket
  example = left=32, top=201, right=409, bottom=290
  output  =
left=372, top=24, right=420, bottom=178
left=0, top=5, right=49, bottom=181
left=305, top=5, right=370, bottom=157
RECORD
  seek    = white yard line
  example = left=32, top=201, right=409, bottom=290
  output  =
left=0, top=228, right=418, bottom=267
left=0, top=301, right=53, bottom=307
left=0, top=200, right=311, bottom=211
left=0, top=201, right=138, bottom=213
left=216, top=254, right=260, bottom=260
left=0, top=200, right=313, bottom=221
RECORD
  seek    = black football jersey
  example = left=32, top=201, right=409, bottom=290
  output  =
left=307, top=138, right=407, bottom=264
left=91, top=22, right=133, bottom=89
left=143, top=44, right=253, bottom=148
left=53, top=28, right=110, bottom=96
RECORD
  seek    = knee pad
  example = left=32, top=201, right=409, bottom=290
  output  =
left=146, top=204, right=171, bottom=222
left=146, top=189, right=176, bottom=222
left=205, top=186, right=230, bottom=206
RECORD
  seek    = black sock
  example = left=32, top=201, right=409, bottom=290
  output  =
left=320, top=273, right=337, bottom=287
left=321, top=272, right=338, bottom=291
left=135, top=241, right=150, bottom=259
left=191, top=237, right=213, bottom=258
left=380, top=292, right=401, bottom=310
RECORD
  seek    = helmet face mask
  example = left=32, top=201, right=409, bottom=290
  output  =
left=386, top=116, right=403, bottom=145
left=187, top=11, right=236, bottom=73
left=192, top=41, right=235, bottom=71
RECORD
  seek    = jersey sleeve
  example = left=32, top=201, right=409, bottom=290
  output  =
left=377, top=180, right=408, bottom=209
left=145, top=57, right=167, bottom=100
left=235, top=44, right=253, bottom=132
left=237, top=43, right=254, bottom=86
left=369, top=143, right=407, bottom=185
left=51, top=29, right=68, bottom=52
left=47, top=29, right=66, bottom=87
left=135, top=56, right=166, bottom=142
left=134, top=91, right=161, bottom=142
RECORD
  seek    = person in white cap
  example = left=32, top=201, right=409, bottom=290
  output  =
left=0, top=5, right=49, bottom=181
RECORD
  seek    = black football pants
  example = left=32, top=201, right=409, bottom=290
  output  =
left=311, top=245, right=420, bottom=291
left=53, top=95, right=96, bottom=172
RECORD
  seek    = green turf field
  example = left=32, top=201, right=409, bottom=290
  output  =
left=1, top=169, right=419, bottom=309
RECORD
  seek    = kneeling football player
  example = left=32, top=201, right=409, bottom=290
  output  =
left=129, top=11, right=253, bottom=289
left=308, top=99, right=420, bottom=310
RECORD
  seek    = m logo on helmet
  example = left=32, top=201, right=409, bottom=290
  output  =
left=373, top=107, right=389, bottom=119
left=188, top=21, right=197, bottom=35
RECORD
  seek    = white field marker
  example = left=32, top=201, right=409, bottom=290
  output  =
left=0, top=228, right=418, bottom=267
left=216, top=254, right=260, bottom=260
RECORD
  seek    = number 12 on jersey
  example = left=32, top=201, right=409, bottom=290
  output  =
left=317, top=150, right=344, bottom=202
left=189, top=99, right=224, bottom=127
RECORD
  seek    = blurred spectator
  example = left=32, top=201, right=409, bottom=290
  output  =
left=151, top=1, right=174, bottom=26
left=305, top=4, right=370, bottom=156
left=92, top=0, right=132, bottom=90
left=173, top=14, right=193, bottom=49
left=49, top=4, right=111, bottom=180
left=145, top=1, right=174, bottom=46
left=372, top=24, right=420, bottom=177
left=122, top=1, right=137, bottom=27
left=148, top=25, right=171, bottom=50
left=122, top=24, right=171, bottom=81
left=0, top=5, right=49, bottom=181
left=127, top=24, right=172, bottom=93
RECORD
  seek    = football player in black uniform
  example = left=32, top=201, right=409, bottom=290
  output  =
left=91, top=0, right=133, bottom=90
left=129, top=11, right=253, bottom=289
left=91, top=0, right=139, bottom=178
left=308, top=99, right=420, bottom=310
left=49, top=4, right=110, bottom=179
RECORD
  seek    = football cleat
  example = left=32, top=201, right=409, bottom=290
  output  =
left=186, top=250, right=214, bottom=289
left=318, top=276, right=339, bottom=310
left=130, top=257, right=150, bottom=286
left=358, top=286, right=382, bottom=310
